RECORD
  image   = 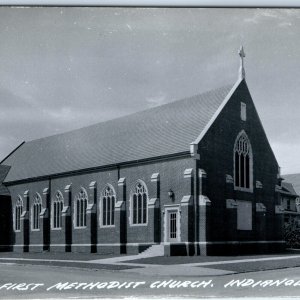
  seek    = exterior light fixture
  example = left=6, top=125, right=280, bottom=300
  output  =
left=168, top=189, right=174, bottom=200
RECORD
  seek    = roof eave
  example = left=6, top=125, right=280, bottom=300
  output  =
left=191, top=78, right=243, bottom=146
left=0, top=141, right=25, bottom=165
left=4, top=150, right=191, bottom=186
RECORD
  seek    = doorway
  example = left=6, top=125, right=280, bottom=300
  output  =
left=164, top=206, right=180, bottom=242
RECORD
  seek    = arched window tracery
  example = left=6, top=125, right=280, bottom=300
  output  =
left=15, top=196, right=23, bottom=231
left=53, top=191, right=64, bottom=229
left=100, top=185, right=116, bottom=227
left=131, top=180, right=148, bottom=225
left=75, top=188, right=88, bottom=228
left=32, top=193, right=42, bottom=230
left=234, top=131, right=253, bottom=190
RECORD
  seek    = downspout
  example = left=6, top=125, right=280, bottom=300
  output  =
left=117, top=165, right=120, bottom=180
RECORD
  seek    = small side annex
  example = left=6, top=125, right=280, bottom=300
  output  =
left=0, top=51, right=285, bottom=255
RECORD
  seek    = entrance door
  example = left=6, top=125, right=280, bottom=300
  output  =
left=166, top=209, right=179, bottom=242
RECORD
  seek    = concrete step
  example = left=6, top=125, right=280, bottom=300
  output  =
left=90, top=244, right=164, bottom=265
left=140, top=244, right=164, bottom=256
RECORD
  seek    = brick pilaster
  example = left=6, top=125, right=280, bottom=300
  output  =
left=149, top=173, right=160, bottom=243
left=42, top=187, right=50, bottom=251
left=63, top=184, right=72, bottom=252
left=22, top=190, right=30, bottom=252
left=226, top=198, right=238, bottom=254
left=88, top=181, right=97, bottom=252
left=198, top=169, right=211, bottom=256
left=255, top=181, right=267, bottom=251
left=117, top=177, right=126, bottom=252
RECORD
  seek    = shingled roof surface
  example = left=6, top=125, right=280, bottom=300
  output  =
left=283, top=174, right=300, bottom=196
left=2, top=84, right=233, bottom=183
left=0, top=165, right=10, bottom=195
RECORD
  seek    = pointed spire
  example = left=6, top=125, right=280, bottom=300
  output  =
left=238, top=46, right=246, bottom=80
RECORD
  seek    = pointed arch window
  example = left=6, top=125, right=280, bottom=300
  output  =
left=15, top=196, right=23, bottom=231
left=32, top=193, right=42, bottom=230
left=75, top=188, right=88, bottom=228
left=131, top=181, right=148, bottom=225
left=53, top=191, right=64, bottom=229
left=234, top=132, right=253, bottom=191
left=100, top=185, right=116, bottom=227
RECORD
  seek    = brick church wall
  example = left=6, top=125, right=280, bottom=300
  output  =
left=8, top=180, right=50, bottom=252
left=197, top=80, right=283, bottom=254
left=5, top=80, right=284, bottom=256
left=119, top=157, right=194, bottom=254
left=7, top=156, right=194, bottom=254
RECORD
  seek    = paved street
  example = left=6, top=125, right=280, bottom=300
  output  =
left=1, top=257, right=300, bottom=298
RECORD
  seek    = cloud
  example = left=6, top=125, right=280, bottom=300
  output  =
left=260, top=11, right=280, bottom=19
left=45, top=106, right=73, bottom=121
left=126, top=24, right=133, bottom=31
left=244, top=10, right=279, bottom=24
left=278, top=21, right=292, bottom=27
left=243, top=9, right=296, bottom=24
left=146, top=95, right=167, bottom=108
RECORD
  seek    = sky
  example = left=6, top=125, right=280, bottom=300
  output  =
left=0, top=7, right=299, bottom=175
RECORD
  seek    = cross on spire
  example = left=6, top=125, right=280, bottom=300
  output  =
left=238, top=46, right=246, bottom=80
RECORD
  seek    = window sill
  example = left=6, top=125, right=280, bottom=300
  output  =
left=74, top=226, right=87, bottom=229
left=100, top=225, right=115, bottom=228
left=51, top=227, right=62, bottom=231
left=234, top=186, right=253, bottom=193
left=130, top=223, right=148, bottom=227
left=31, top=229, right=41, bottom=232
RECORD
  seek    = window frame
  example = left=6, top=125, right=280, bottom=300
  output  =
left=286, top=198, right=291, bottom=211
left=74, top=187, right=88, bottom=229
left=31, top=193, right=42, bottom=231
left=52, top=191, right=64, bottom=230
left=14, top=196, right=23, bottom=232
left=130, top=180, right=149, bottom=226
left=99, top=184, right=116, bottom=228
left=233, top=130, right=253, bottom=193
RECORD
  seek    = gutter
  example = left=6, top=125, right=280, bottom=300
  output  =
left=4, top=150, right=191, bottom=186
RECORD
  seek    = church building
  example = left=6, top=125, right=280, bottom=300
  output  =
left=0, top=48, right=285, bottom=255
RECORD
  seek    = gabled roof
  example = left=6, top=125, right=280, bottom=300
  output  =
left=281, top=181, right=299, bottom=197
left=2, top=82, right=235, bottom=183
left=0, top=165, right=10, bottom=196
left=283, top=174, right=300, bottom=197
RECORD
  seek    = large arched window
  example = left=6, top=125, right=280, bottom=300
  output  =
left=100, top=185, right=116, bottom=227
left=32, top=193, right=42, bottom=230
left=53, top=191, right=64, bottom=229
left=15, top=196, right=23, bottom=231
left=234, top=131, right=253, bottom=190
left=131, top=180, right=148, bottom=225
left=75, top=188, right=88, bottom=228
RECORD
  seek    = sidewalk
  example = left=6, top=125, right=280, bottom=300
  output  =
left=1, top=251, right=300, bottom=276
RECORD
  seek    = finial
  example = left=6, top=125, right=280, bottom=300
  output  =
left=238, top=46, right=246, bottom=80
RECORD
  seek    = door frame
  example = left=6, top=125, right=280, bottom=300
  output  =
left=163, top=205, right=181, bottom=243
